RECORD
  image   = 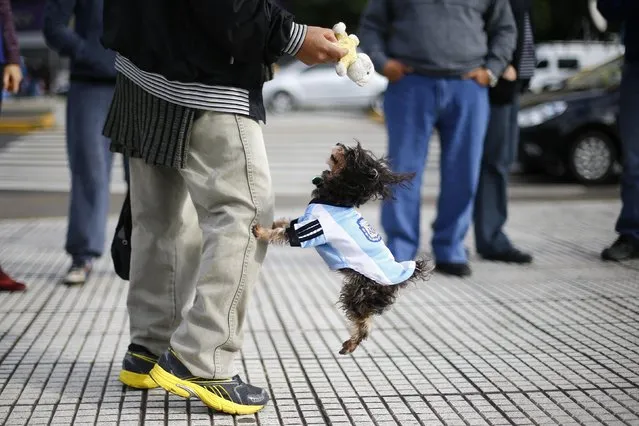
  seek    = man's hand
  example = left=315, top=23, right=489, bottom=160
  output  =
left=383, top=59, right=413, bottom=83
left=502, top=65, right=517, bottom=82
left=295, top=26, right=349, bottom=66
left=3, top=64, right=23, bottom=94
left=463, top=67, right=492, bottom=87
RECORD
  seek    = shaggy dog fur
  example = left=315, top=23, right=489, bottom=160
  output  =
left=253, top=142, right=433, bottom=354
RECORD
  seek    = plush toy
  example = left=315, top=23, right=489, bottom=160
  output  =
left=332, top=22, right=374, bottom=87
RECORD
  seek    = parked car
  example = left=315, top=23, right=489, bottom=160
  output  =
left=518, top=54, right=623, bottom=184
left=262, top=60, right=388, bottom=114
left=528, top=41, right=624, bottom=93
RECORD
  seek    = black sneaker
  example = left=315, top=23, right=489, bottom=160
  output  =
left=150, top=348, right=269, bottom=415
left=481, top=248, right=533, bottom=264
left=601, top=235, right=639, bottom=261
left=119, top=344, right=159, bottom=389
left=435, top=262, right=472, bottom=277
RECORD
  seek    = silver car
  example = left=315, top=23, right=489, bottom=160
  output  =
left=263, top=60, right=388, bottom=114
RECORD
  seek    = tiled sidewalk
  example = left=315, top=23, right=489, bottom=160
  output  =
left=1, top=200, right=638, bottom=425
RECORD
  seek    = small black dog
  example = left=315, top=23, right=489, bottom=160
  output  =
left=253, top=142, right=433, bottom=354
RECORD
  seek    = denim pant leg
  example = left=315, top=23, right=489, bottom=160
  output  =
left=433, top=79, right=489, bottom=263
left=65, top=82, right=116, bottom=262
left=380, top=75, right=437, bottom=261
left=473, top=99, right=518, bottom=255
left=615, top=62, right=639, bottom=242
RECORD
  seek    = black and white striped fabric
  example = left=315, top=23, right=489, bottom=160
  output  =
left=113, top=23, right=306, bottom=116
left=104, top=23, right=307, bottom=170
left=518, top=12, right=537, bottom=79
left=104, top=73, right=197, bottom=169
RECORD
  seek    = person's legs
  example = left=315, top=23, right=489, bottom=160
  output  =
left=475, top=93, right=532, bottom=263
left=167, top=111, right=273, bottom=377
left=603, top=62, right=639, bottom=260
left=64, top=82, right=117, bottom=284
left=432, top=78, right=489, bottom=274
left=0, top=103, right=26, bottom=293
left=380, top=74, right=436, bottom=261
left=126, top=158, right=202, bottom=354
left=119, top=157, right=202, bottom=388
left=149, top=112, right=274, bottom=414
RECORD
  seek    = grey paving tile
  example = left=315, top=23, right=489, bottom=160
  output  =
left=1, top=201, right=639, bottom=425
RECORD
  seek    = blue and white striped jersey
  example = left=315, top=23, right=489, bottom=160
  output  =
left=286, top=202, right=416, bottom=285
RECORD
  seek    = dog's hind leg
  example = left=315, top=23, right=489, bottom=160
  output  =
left=339, top=315, right=373, bottom=355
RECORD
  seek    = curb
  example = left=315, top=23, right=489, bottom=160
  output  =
left=368, top=109, right=384, bottom=124
left=0, top=111, right=56, bottom=134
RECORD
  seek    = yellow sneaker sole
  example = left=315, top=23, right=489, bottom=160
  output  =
left=149, top=364, right=265, bottom=415
left=119, top=370, right=158, bottom=389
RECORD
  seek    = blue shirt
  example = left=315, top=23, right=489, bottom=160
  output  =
left=286, top=202, right=416, bottom=285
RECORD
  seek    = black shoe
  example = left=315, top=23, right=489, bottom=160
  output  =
left=601, top=235, right=639, bottom=261
left=481, top=248, right=533, bottom=264
left=435, top=262, right=472, bottom=277
left=119, top=344, right=159, bottom=389
left=150, top=347, right=269, bottom=415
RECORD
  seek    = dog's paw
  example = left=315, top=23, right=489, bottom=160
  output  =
left=339, top=339, right=358, bottom=355
left=252, top=224, right=265, bottom=239
left=272, top=218, right=290, bottom=229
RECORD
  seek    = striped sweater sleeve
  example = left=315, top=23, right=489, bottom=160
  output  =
left=282, top=22, right=307, bottom=56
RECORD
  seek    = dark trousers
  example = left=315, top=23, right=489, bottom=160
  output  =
left=473, top=94, right=520, bottom=255
left=616, top=62, right=639, bottom=241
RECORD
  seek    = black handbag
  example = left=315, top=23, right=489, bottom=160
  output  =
left=111, top=189, right=132, bottom=280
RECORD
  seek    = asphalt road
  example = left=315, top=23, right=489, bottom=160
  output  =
left=0, top=109, right=619, bottom=220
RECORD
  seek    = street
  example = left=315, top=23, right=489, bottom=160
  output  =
left=0, top=103, right=637, bottom=425
left=0, top=100, right=619, bottom=219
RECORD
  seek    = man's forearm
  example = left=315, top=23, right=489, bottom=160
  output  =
left=484, top=0, right=516, bottom=79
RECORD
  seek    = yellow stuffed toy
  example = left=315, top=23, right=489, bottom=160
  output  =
left=332, top=22, right=374, bottom=87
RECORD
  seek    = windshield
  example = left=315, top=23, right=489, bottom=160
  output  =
left=562, top=55, right=624, bottom=90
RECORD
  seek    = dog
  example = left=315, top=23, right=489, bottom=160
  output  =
left=253, top=142, right=434, bottom=354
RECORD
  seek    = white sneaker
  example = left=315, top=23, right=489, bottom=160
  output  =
left=63, top=262, right=92, bottom=285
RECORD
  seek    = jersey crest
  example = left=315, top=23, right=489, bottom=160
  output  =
left=357, top=217, right=382, bottom=242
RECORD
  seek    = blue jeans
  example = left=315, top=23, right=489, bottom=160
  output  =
left=473, top=95, right=519, bottom=255
left=381, top=74, right=489, bottom=263
left=615, top=62, right=639, bottom=241
left=65, top=81, right=130, bottom=263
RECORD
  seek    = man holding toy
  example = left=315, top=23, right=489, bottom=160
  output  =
left=101, top=0, right=347, bottom=415
left=359, top=0, right=517, bottom=277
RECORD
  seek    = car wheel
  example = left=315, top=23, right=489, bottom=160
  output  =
left=269, top=91, right=295, bottom=114
left=568, top=131, right=617, bottom=185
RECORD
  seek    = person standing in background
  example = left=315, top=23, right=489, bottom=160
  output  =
left=473, top=0, right=535, bottom=264
left=358, top=0, right=517, bottom=277
left=0, top=0, right=26, bottom=292
left=597, top=0, right=639, bottom=261
left=43, top=0, right=129, bottom=285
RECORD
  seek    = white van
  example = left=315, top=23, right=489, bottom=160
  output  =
left=528, top=41, right=624, bottom=93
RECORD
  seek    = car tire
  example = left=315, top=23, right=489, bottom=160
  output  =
left=268, top=91, right=295, bottom=114
left=568, top=130, right=617, bottom=185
